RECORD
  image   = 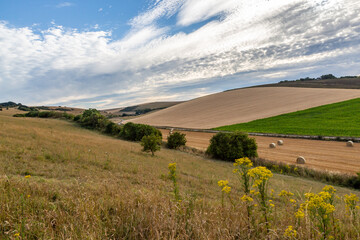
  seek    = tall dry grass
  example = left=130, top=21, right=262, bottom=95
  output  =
left=1, top=108, right=360, bottom=239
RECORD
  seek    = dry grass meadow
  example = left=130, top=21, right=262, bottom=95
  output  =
left=2, top=108, right=360, bottom=239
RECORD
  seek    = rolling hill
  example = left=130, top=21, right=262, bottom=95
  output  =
left=130, top=87, right=360, bottom=129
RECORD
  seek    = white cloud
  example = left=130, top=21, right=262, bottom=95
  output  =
left=1, top=0, right=360, bottom=108
left=129, top=0, right=183, bottom=27
left=56, top=2, right=74, bottom=8
left=98, top=8, right=103, bottom=12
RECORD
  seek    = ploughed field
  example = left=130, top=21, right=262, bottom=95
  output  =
left=131, top=87, right=360, bottom=129
left=160, top=129, right=360, bottom=174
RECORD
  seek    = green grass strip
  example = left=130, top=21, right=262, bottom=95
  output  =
left=214, top=98, right=360, bottom=137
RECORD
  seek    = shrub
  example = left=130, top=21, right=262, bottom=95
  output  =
left=167, top=132, right=187, bottom=149
left=206, top=132, right=257, bottom=161
left=13, top=114, right=25, bottom=117
left=121, top=122, right=162, bottom=141
left=25, top=111, right=40, bottom=117
left=80, top=109, right=107, bottom=129
left=74, top=115, right=81, bottom=122
left=104, top=121, right=122, bottom=136
left=141, top=134, right=162, bottom=156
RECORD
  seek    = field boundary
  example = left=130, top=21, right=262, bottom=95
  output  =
left=155, top=126, right=360, bottom=142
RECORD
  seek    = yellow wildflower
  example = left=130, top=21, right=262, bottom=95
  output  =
left=247, top=166, right=273, bottom=187
left=344, top=193, right=359, bottom=213
left=234, top=157, right=253, bottom=168
left=284, top=225, right=297, bottom=238
left=217, top=180, right=229, bottom=187
left=295, top=209, right=305, bottom=218
left=270, top=203, right=275, bottom=208
left=241, top=194, right=254, bottom=202
left=289, top=199, right=296, bottom=204
left=168, top=163, right=176, bottom=171
left=278, top=190, right=294, bottom=197
left=14, top=233, right=20, bottom=237
left=25, top=175, right=31, bottom=178
left=222, top=186, right=231, bottom=194
left=323, top=185, right=336, bottom=195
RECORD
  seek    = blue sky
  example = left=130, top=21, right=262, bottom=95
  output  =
left=1, top=0, right=360, bottom=109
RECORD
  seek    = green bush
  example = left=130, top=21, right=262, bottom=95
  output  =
left=206, top=132, right=258, bottom=161
left=141, top=134, right=162, bottom=156
left=13, top=114, right=26, bottom=117
left=74, top=115, right=81, bottom=122
left=104, top=121, right=122, bottom=136
left=80, top=109, right=107, bottom=129
left=25, top=111, right=40, bottom=117
left=121, top=122, right=162, bottom=141
left=167, top=132, right=187, bottom=149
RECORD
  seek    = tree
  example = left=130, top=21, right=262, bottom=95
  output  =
left=167, top=132, right=187, bottom=149
left=206, top=132, right=258, bottom=161
left=80, top=109, right=107, bottom=129
left=320, top=74, right=336, bottom=80
left=141, top=134, right=162, bottom=156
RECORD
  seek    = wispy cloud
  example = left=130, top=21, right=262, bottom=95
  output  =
left=56, top=2, right=74, bottom=8
left=1, top=0, right=360, bottom=108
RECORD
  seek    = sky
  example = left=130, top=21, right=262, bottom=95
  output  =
left=0, top=0, right=360, bottom=109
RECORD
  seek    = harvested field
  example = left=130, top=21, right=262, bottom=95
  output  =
left=131, top=87, right=360, bottom=129
left=161, top=129, right=360, bottom=174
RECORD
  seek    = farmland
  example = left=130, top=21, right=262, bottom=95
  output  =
left=131, top=87, right=360, bottom=129
left=215, top=98, right=360, bottom=137
left=1, top=108, right=360, bottom=239
left=160, top=129, right=360, bottom=174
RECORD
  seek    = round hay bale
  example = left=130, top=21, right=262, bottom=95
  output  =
left=347, top=141, right=354, bottom=147
left=296, top=156, right=306, bottom=164
left=269, top=143, right=276, bottom=148
left=277, top=140, right=284, bottom=145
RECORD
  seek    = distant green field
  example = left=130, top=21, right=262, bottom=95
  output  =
left=215, top=98, right=360, bottom=137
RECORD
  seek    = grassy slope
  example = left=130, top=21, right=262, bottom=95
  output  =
left=0, top=108, right=358, bottom=239
left=215, top=98, right=360, bottom=137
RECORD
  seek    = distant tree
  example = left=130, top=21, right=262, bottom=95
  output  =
left=80, top=109, right=107, bottom=129
left=141, top=134, right=162, bottom=156
left=206, top=132, right=258, bottom=161
left=167, top=132, right=187, bottom=149
left=320, top=74, right=336, bottom=80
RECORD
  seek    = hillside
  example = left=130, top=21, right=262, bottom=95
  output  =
left=130, top=87, right=360, bottom=129
left=215, top=98, right=360, bottom=137
left=247, top=77, right=360, bottom=89
left=1, top=108, right=360, bottom=239
left=102, top=101, right=183, bottom=117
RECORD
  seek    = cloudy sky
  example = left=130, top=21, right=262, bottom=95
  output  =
left=1, top=0, right=360, bottom=109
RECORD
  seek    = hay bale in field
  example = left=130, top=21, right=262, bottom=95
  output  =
left=296, top=156, right=306, bottom=164
left=347, top=141, right=354, bottom=147
left=277, top=140, right=284, bottom=145
left=169, top=128, right=174, bottom=135
left=269, top=143, right=276, bottom=148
